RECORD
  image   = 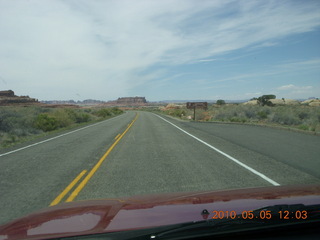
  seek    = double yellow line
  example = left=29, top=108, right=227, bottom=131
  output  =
left=50, top=113, right=139, bottom=206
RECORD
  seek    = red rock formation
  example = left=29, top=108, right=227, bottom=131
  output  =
left=0, top=90, right=15, bottom=97
left=0, top=90, right=39, bottom=105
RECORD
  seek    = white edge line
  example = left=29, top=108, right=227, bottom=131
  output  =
left=0, top=115, right=123, bottom=157
left=154, top=114, right=280, bottom=186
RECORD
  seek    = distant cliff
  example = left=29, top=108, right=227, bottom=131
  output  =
left=0, top=90, right=38, bottom=105
left=117, top=97, right=146, bottom=105
left=102, top=97, right=147, bottom=107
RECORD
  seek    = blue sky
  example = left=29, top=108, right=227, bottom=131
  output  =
left=0, top=0, right=319, bottom=101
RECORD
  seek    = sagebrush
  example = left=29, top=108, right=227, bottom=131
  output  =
left=161, top=104, right=320, bottom=133
left=0, top=106, right=123, bottom=148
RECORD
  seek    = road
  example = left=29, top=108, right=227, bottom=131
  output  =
left=1, top=111, right=320, bottom=225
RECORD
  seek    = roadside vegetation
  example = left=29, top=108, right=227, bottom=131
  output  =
left=0, top=106, right=123, bottom=148
left=159, top=103, right=320, bottom=134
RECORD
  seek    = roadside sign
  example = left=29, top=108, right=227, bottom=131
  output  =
left=186, top=102, right=208, bottom=110
left=186, top=102, right=208, bottom=121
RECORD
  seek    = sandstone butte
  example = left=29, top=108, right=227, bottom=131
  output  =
left=0, top=90, right=39, bottom=106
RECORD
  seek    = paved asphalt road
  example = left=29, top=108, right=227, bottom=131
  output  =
left=1, top=111, right=320, bottom=225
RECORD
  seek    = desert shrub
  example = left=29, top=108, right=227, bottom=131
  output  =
left=271, top=111, right=301, bottom=125
left=214, top=112, right=230, bottom=121
left=244, top=108, right=256, bottom=119
left=63, top=109, right=78, bottom=121
left=214, top=113, right=227, bottom=121
left=200, top=104, right=318, bottom=130
left=257, top=111, right=268, bottom=119
left=111, top=107, right=123, bottom=115
left=230, top=117, right=246, bottom=123
left=176, top=109, right=186, bottom=117
left=34, top=114, right=59, bottom=131
left=74, top=112, right=91, bottom=123
left=63, top=109, right=91, bottom=123
left=212, top=105, right=247, bottom=121
left=298, top=112, right=309, bottom=120
left=52, top=109, right=73, bottom=128
left=0, top=115, right=12, bottom=132
left=0, top=109, right=20, bottom=132
left=298, top=125, right=309, bottom=131
left=0, top=107, right=41, bottom=135
left=95, top=108, right=112, bottom=118
left=196, top=111, right=211, bottom=121
left=1, top=106, right=123, bottom=148
left=34, top=108, right=94, bottom=131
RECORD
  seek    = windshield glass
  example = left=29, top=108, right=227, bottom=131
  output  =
left=0, top=0, right=320, bottom=234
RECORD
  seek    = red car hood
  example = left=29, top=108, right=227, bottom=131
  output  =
left=0, top=185, right=320, bottom=240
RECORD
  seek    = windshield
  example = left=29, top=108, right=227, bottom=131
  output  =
left=0, top=0, right=320, bottom=236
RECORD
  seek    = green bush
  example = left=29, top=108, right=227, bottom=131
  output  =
left=0, top=115, right=12, bottom=132
left=111, top=107, right=123, bottom=115
left=216, top=99, right=226, bottom=105
left=63, top=109, right=78, bottom=121
left=75, top=113, right=91, bottom=123
left=52, top=109, right=73, bottom=128
left=298, top=112, right=309, bottom=120
left=95, top=108, right=112, bottom=118
left=1, top=106, right=124, bottom=148
left=257, top=111, right=268, bottom=119
left=63, top=109, right=91, bottom=123
left=34, top=114, right=59, bottom=132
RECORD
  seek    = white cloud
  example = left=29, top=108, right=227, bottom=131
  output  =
left=277, top=59, right=320, bottom=72
left=0, top=0, right=319, bottom=100
left=277, top=84, right=313, bottom=93
left=277, top=84, right=296, bottom=90
left=197, top=59, right=217, bottom=63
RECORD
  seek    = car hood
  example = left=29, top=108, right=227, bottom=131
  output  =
left=0, top=185, right=320, bottom=240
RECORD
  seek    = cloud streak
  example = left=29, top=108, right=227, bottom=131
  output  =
left=277, top=84, right=313, bottom=91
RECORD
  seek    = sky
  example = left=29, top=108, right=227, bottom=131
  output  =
left=0, top=0, right=319, bottom=101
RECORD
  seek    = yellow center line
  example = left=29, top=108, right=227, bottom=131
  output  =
left=65, top=113, right=139, bottom=202
left=114, top=133, right=121, bottom=140
left=49, top=170, right=87, bottom=206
